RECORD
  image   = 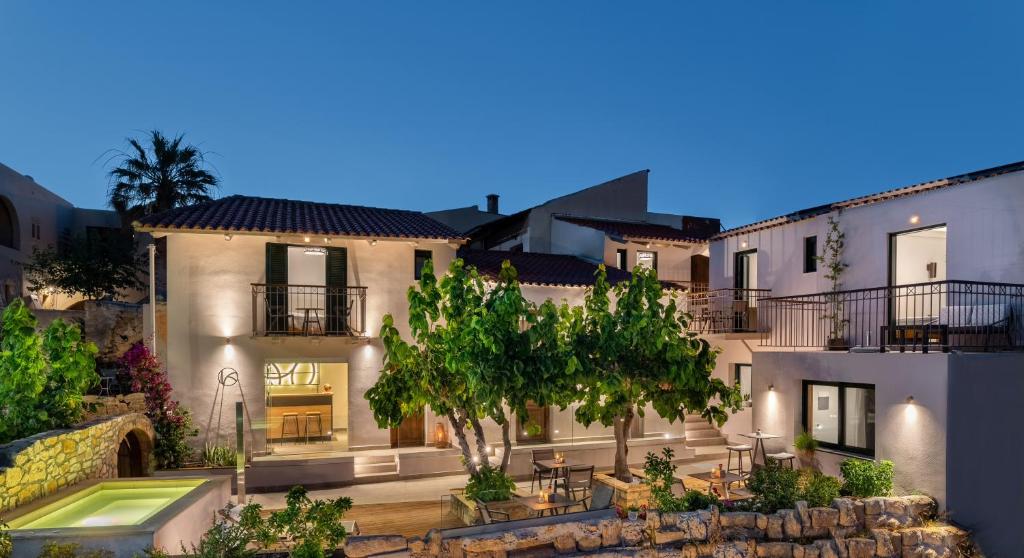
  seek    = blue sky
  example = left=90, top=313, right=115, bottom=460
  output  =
left=1, top=2, right=1022, bottom=228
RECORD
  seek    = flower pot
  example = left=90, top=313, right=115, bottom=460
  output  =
left=628, top=511, right=639, bottom=521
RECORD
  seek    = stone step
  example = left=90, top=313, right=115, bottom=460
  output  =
left=683, top=415, right=708, bottom=424
left=350, top=471, right=401, bottom=484
left=354, top=461, right=398, bottom=475
left=685, top=428, right=725, bottom=440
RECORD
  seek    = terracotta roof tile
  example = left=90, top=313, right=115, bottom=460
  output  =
left=460, top=249, right=633, bottom=288
left=134, top=195, right=463, bottom=240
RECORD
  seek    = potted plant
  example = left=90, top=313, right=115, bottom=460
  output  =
left=817, top=215, right=849, bottom=350
left=627, top=505, right=640, bottom=521
left=794, top=431, right=819, bottom=470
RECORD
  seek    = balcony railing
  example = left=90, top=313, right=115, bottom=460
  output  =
left=760, top=279, right=1024, bottom=352
left=251, top=284, right=367, bottom=337
left=683, top=288, right=772, bottom=334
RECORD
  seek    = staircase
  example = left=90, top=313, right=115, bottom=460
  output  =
left=683, top=414, right=730, bottom=459
left=353, top=453, right=399, bottom=483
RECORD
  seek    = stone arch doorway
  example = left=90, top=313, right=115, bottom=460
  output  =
left=0, top=195, right=18, bottom=251
left=117, top=429, right=153, bottom=477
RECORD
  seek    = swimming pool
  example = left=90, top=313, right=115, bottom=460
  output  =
left=7, top=476, right=231, bottom=558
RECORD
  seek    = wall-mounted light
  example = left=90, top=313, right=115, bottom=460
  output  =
left=324, top=237, right=331, bottom=244
left=224, top=233, right=233, bottom=241
left=741, top=240, right=748, bottom=248
left=303, top=236, right=311, bottom=243
left=906, top=395, right=915, bottom=404
left=370, top=239, right=378, bottom=246
left=768, top=384, right=775, bottom=391
left=663, top=433, right=671, bottom=439
left=909, top=215, right=920, bottom=225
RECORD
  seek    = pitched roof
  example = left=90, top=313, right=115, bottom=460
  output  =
left=555, top=216, right=707, bottom=243
left=134, top=195, right=463, bottom=240
left=459, top=249, right=633, bottom=288
left=714, top=160, right=1024, bottom=239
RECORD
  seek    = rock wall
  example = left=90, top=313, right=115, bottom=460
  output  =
left=84, top=301, right=143, bottom=362
left=0, top=413, right=154, bottom=513
left=381, top=495, right=966, bottom=558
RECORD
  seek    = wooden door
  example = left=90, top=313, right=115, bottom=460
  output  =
left=390, top=411, right=425, bottom=447
left=516, top=402, right=549, bottom=444
left=690, top=254, right=709, bottom=287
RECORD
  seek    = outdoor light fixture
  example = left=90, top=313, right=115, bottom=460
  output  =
left=304, top=236, right=311, bottom=243
left=224, top=233, right=233, bottom=241
left=741, top=240, right=748, bottom=248
left=768, top=384, right=775, bottom=391
left=906, top=395, right=915, bottom=404
left=909, top=215, right=920, bottom=225
left=304, top=246, right=327, bottom=256
left=370, top=239, right=379, bottom=246
left=323, top=237, right=330, bottom=243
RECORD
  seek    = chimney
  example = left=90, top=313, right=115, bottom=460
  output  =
left=486, top=194, right=499, bottom=214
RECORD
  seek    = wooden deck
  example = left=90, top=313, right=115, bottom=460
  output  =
left=345, top=501, right=464, bottom=538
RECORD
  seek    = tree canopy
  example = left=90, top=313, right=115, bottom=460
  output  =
left=25, top=231, right=145, bottom=301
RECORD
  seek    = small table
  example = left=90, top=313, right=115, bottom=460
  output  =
left=515, top=493, right=578, bottom=517
left=534, top=458, right=585, bottom=494
left=688, top=471, right=745, bottom=499
left=738, top=432, right=781, bottom=467
left=297, top=307, right=324, bottom=335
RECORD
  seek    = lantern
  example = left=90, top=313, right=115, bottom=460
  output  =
left=434, top=422, right=450, bottom=448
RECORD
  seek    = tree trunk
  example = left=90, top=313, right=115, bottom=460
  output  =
left=613, top=406, right=635, bottom=482
left=499, top=418, right=513, bottom=472
left=469, top=418, right=491, bottom=468
left=448, top=411, right=478, bottom=475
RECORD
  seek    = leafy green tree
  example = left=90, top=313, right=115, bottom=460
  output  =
left=0, top=299, right=48, bottom=442
left=41, top=319, right=99, bottom=428
left=106, top=130, right=219, bottom=225
left=366, top=259, right=569, bottom=474
left=268, top=486, right=352, bottom=558
left=568, top=266, right=743, bottom=481
left=25, top=232, right=145, bottom=301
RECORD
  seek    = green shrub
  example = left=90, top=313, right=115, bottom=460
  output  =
left=268, top=486, right=353, bottom=558
left=41, top=319, right=98, bottom=428
left=747, top=460, right=801, bottom=513
left=180, top=502, right=274, bottom=558
left=201, top=443, right=236, bottom=467
left=840, top=459, right=894, bottom=497
left=680, top=489, right=721, bottom=511
left=464, top=465, right=517, bottom=502
left=0, top=520, right=10, bottom=558
left=0, top=299, right=48, bottom=443
left=799, top=470, right=841, bottom=507
left=36, top=542, right=113, bottom=558
left=793, top=431, right=818, bottom=452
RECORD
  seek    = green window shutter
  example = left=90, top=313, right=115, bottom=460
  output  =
left=266, top=243, right=288, bottom=284
left=326, top=247, right=348, bottom=334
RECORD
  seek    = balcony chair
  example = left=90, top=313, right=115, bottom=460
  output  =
left=475, top=499, right=512, bottom=525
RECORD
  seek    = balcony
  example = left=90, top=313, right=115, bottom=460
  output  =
left=683, top=288, right=772, bottom=334
left=251, top=284, right=367, bottom=337
left=759, top=279, right=1024, bottom=352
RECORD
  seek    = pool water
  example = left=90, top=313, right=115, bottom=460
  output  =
left=9, top=479, right=205, bottom=529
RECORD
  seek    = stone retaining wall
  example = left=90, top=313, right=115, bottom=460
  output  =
left=352, top=495, right=966, bottom=558
left=0, top=413, right=155, bottom=513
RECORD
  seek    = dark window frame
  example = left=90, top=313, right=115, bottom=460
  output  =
left=414, top=249, right=433, bottom=280
left=637, top=249, right=658, bottom=272
left=803, top=236, right=817, bottom=273
left=616, top=248, right=628, bottom=270
left=801, top=380, right=875, bottom=457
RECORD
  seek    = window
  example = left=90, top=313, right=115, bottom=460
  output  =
left=734, top=364, right=751, bottom=406
left=636, top=250, right=657, bottom=271
left=616, top=249, right=628, bottom=269
left=803, top=381, right=875, bottom=456
left=804, top=236, right=817, bottom=273
left=414, top=250, right=433, bottom=280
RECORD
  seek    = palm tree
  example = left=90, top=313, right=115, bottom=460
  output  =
left=107, top=130, right=219, bottom=225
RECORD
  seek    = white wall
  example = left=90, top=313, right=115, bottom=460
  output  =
left=749, top=351, right=949, bottom=505
left=549, top=220, right=606, bottom=262
left=711, top=171, right=1024, bottom=295
left=163, top=230, right=456, bottom=450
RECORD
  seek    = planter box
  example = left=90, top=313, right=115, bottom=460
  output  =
left=595, top=473, right=650, bottom=510
left=449, top=489, right=531, bottom=526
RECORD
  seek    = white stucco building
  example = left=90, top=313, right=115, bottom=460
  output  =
left=0, top=162, right=123, bottom=308
left=707, top=160, right=1024, bottom=556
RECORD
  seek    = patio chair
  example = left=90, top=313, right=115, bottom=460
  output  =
left=530, top=448, right=555, bottom=492
left=589, top=483, right=614, bottom=510
left=556, top=465, right=595, bottom=509
left=475, top=499, right=512, bottom=525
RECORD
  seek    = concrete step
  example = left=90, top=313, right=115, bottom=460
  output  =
left=350, top=472, right=401, bottom=484
left=354, top=461, right=398, bottom=475
left=684, top=429, right=725, bottom=440
left=683, top=415, right=708, bottom=424
left=354, top=454, right=397, bottom=465
left=683, top=423, right=719, bottom=433
left=685, top=435, right=728, bottom=447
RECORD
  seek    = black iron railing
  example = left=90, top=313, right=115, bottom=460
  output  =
left=251, top=284, right=367, bottom=337
left=760, top=279, right=1024, bottom=352
left=683, top=288, right=772, bottom=334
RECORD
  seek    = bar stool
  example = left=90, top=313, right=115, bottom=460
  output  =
left=305, top=411, right=323, bottom=444
left=767, top=452, right=796, bottom=469
left=726, top=444, right=754, bottom=478
left=282, top=412, right=300, bottom=440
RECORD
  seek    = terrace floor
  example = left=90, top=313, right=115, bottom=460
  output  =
left=250, top=457, right=736, bottom=537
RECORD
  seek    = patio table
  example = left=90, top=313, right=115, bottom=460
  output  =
left=515, top=493, right=578, bottom=517
left=738, top=432, right=780, bottom=467
left=688, top=471, right=745, bottom=499
left=534, top=458, right=586, bottom=494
